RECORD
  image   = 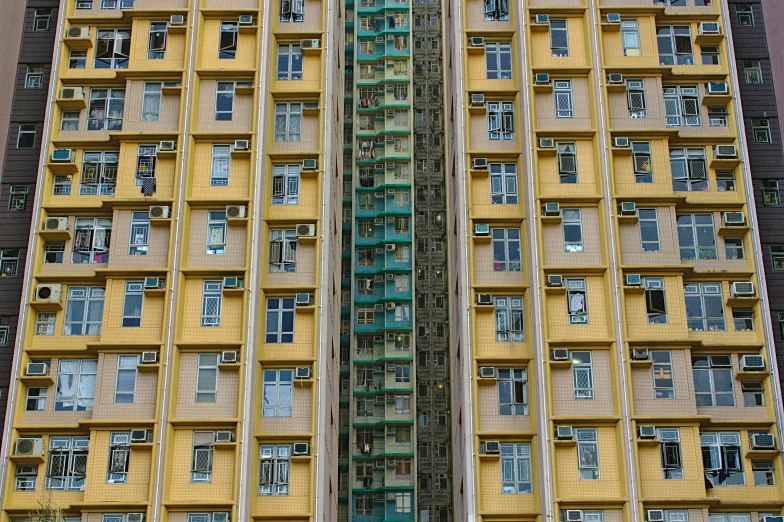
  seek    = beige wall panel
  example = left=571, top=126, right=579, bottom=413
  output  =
left=270, top=115, right=319, bottom=154
left=276, top=0, right=322, bottom=33
left=175, top=353, right=238, bottom=419
left=465, top=0, right=512, bottom=32
left=197, top=81, right=252, bottom=133
left=608, top=78, right=665, bottom=129
left=542, top=207, right=602, bottom=266
left=93, top=353, right=157, bottom=420
left=266, top=243, right=316, bottom=286
left=108, top=210, right=170, bottom=269
left=478, top=383, right=531, bottom=432
left=187, top=209, right=246, bottom=268
left=122, top=80, right=180, bottom=134
left=21, top=358, right=94, bottom=425
left=551, top=350, right=615, bottom=417
left=695, top=355, right=770, bottom=421
left=632, top=349, right=697, bottom=417
left=474, top=242, right=525, bottom=286
left=259, top=385, right=312, bottom=433
left=618, top=206, right=681, bottom=266
left=535, top=78, right=591, bottom=130
left=205, top=0, right=259, bottom=8
left=469, top=112, right=519, bottom=152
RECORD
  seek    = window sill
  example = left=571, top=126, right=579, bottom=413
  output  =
left=137, top=363, right=160, bottom=372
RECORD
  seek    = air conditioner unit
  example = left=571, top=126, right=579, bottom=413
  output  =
left=646, top=511, right=665, bottom=522
left=472, top=157, right=488, bottom=170
left=386, top=273, right=395, bottom=281
left=293, top=442, right=310, bottom=455
left=296, top=293, right=313, bottom=306
left=295, top=367, right=312, bottom=379
left=66, top=26, right=89, bottom=39
left=385, top=243, right=396, bottom=252
left=131, top=429, right=149, bottom=443
left=606, top=13, right=621, bottom=23
left=375, top=192, right=384, bottom=200
left=625, top=274, right=642, bottom=286
left=534, top=14, right=549, bottom=24
left=51, top=148, right=74, bottom=162
left=226, top=205, right=246, bottom=219
left=215, top=430, right=235, bottom=443
left=60, top=87, right=83, bottom=100
left=470, top=93, right=485, bottom=107
left=620, top=201, right=636, bottom=215
left=479, top=366, right=496, bottom=378
left=15, top=437, right=44, bottom=457
left=35, top=284, right=61, bottom=303
left=169, top=15, right=185, bottom=26
left=212, top=514, right=229, bottom=522
left=26, top=362, right=48, bottom=376
left=544, top=202, right=560, bottom=216
left=613, top=137, right=630, bottom=148
left=157, top=141, right=175, bottom=152
left=730, top=281, right=754, bottom=297
left=387, top=363, right=396, bottom=371
left=535, top=73, right=550, bottom=85
left=141, top=351, right=158, bottom=364
left=555, top=426, right=574, bottom=440
left=707, top=82, right=728, bottom=95
left=234, top=140, right=249, bottom=151
left=221, top=351, right=238, bottom=364
left=700, top=22, right=720, bottom=35
left=386, top=302, right=396, bottom=310
left=638, top=425, right=656, bottom=439
left=149, top=206, right=170, bottom=219
left=162, top=81, right=181, bottom=89
left=484, top=441, right=500, bottom=454
left=750, top=433, right=776, bottom=450
left=608, top=73, right=624, bottom=84
left=303, top=158, right=317, bottom=170
left=127, top=514, right=145, bottom=522
left=546, top=275, right=563, bottom=287
left=223, top=276, right=239, bottom=289
left=739, top=355, right=765, bottom=371
left=386, top=189, right=395, bottom=197
left=474, top=223, right=489, bottom=236
left=238, top=14, right=254, bottom=25
left=722, top=212, right=745, bottom=226
left=566, top=511, right=583, bottom=522
left=632, top=348, right=650, bottom=361
left=476, top=294, right=493, bottom=306
left=385, top=332, right=395, bottom=341
left=761, top=517, right=784, bottom=522
left=539, top=138, right=555, bottom=149
left=715, top=145, right=737, bottom=158
left=144, top=277, right=161, bottom=290
left=297, top=224, right=316, bottom=237
left=301, top=39, right=320, bottom=48
left=45, top=217, right=68, bottom=231
left=470, top=36, right=485, bottom=47
left=551, top=348, right=570, bottom=361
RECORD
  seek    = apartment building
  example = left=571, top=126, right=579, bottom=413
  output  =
left=446, top=1, right=784, bottom=522
left=0, top=0, right=59, bottom=440
left=0, top=1, right=343, bottom=521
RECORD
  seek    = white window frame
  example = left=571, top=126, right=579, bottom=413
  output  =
left=201, top=281, right=223, bottom=327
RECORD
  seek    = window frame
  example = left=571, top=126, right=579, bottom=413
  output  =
left=201, top=280, right=223, bottom=327
left=500, top=442, right=532, bottom=493
left=571, top=350, right=594, bottom=398
left=576, top=428, right=600, bottom=480
left=121, top=280, right=143, bottom=327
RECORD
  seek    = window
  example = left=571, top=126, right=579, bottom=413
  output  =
left=64, top=287, right=105, bottom=335
left=148, top=21, right=167, bottom=59
left=652, top=351, right=674, bottom=399
left=394, top=363, right=411, bottom=383
left=550, top=19, right=569, bottom=57
left=500, top=443, right=531, bottom=493
left=33, top=8, right=51, bottom=31
left=658, top=428, right=683, bottom=479
left=106, top=432, right=130, bottom=484
left=138, top=83, right=163, bottom=122
left=664, top=86, right=700, bottom=127
left=486, top=42, right=512, bottom=79
left=36, top=312, right=56, bottom=335
left=8, top=185, right=28, bottom=212
left=15, top=464, right=38, bottom=491
left=56, top=359, right=98, bottom=411
left=717, top=171, right=736, bottom=192
left=657, top=26, right=694, bottom=65
left=200, top=211, right=226, bottom=255
left=701, top=432, right=744, bottom=486
left=494, top=296, right=524, bottom=342
left=724, top=237, right=744, bottom=261
left=744, top=60, right=762, bottom=84
left=491, top=228, right=521, bottom=272
left=645, top=278, right=667, bottom=324
left=396, top=492, right=412, bottom=513
left=487, top=101, right=515, bottom=140
left=708, top=106, right=727, bottom=127
left=17, top=124, right=35, bottom=148
left=357, top=307, right=374, bottom=325
left=395, top=394, right=411, bottom=414
left=198, top=283, right=223, bottom=329
left=274, top=102, right=302, bottom=141
left=483, top=0, right=509, bottom=21
left=576, top=428, right=599, bottom=480
left=194, top=353, right=219, bottom=403
left=208, top=144, right=231, bottom=186
left=0, top=249, right=19, bottom=277
left=701, top=45, right=720, bottom=65
left=115, top=354, right=138, bottom=404
left=69, top=50, right=87, bottom=69
left=554, top=80, right=573, bottom=118
left=215, top=82, right=234, bottom=121
left=54, top=175, right=72, bottom=196
left=81, top=151, right=118, bottom=196
left=265, top=297, right=295, bottom=343
left=627, top=80, right=647, bottom=119
left=762, top=180, right=780, bottom=206
left=392, top=457, right=411, bottom=478
left=685, top=283, right=725, bottom=332
left=259, top=445, right=290, bottom=495
left=733, top=309, right=754, bottom=332
left=693, top=355, right=734, bottom=406
left=742, top=381, right=763, bottom=407
left=272, top=164, right=300, bottom=205
left=269, top=229, right=297, bottom=272
left=26, top=387, right=46, bottom=411
left=753, top=119, right=771, bottom=143
left=129, top=211, right=149, bottom=255
left=557, top=142, right=577, bottom=183
left=572, top=351, right=593, bottom=398
left=277, top=43, right=303, bottom=80
left=25, top=66, right=44, bottom=89
left=262, top=369, right=293, bottom=416
left=678, top=214, right=717, bottom=261
left=772, top=246, right=784, bottom=271
left=87, top=89, right=125, bottom=130
left=753, top=461, right=775, bottom=486
left=356, top=494, right=374, bottom=515
left=191, top=432, right=214, bottom=482
left=219, top=22, right=238, bottom=59
left=498, top=368, right=527, bottom=415
left=95, top=29, right=130, bottom=69
left=394, top=303, right=411, bottom=322
left=670, top=148, right=707, bottom=192
left=562, top=208, right=583, bottom=253
left=639, top=208, right=660, bottom=252
left=46, top=436, right=90, bottom=490
left=73, top=217, right=112, bottom=262
left=566, top=279, right=588, bottom=324
left=61, top=111, right=79, bottom=131
left=122, top=281, right=143, bottom=327
left=187, top=515, right=232, bottom=522
left=280, top=0, right=305, bottom=22
left=736, top=5, right=754, bottom=27
left=622, top=19, right=640, bottom=56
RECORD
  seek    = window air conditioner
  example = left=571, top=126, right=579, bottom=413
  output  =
left=555, top=426, right=574, bottom=440
left=233, top=140, right=249, bottom=151
left=131, top=429, right=149, bottom=443
left=551, top=348, right=569, bottom=361
left=479, top=366, right=496, bottom=378
left=638, top=425, right=656, bottom=439
left=632, top=348, right=650, bottom=361
left=293, top=442, right=310, bottom=455
left=470, top=93, right=485, bottom=107
left=739, top=355, right=765, bottom=371
left=707, top=82, right=728, bottom=95
left=141, top=352, right=158, bottom=364
left=613, top=137, right=630, bottom=148
left=700, top=22, right=720, bottom=35
left=15, top=437, right=44, bottom=457
left=26, top=362, right=48, bottom=376
left=470, top=36, right=485, bottom=47
left=472, top=157, right=488, bottom=170
left=750, top=433, right=775, bottom=450
left=51, top=149, right=75, bottom=162
left=646, top=511, right=665, bottom=522
left=715, top=145, right=737, bottom=158
left=620, top=201, right=636, bottom=215
left=730, top=281, right=754, bottom=297
left=476, top=293, right=493, bottom=305
left=535, top=73, right=550, bottom=85
left=484, top=441, right=500, bottom=453
left=221, top=351, right=238, bottom=364
left=215, top=430, right=235, bottom=443
left=295, top=367, right=312, bottom=379
left=474, top=223, right=489, bottom=236
left=624, top=274, right=642, bottom=286
left=60, top=87, right=84, bottom=100
left=606, top=13, right=621, bottom=23
left=722, top=212, right=745, bottom=226
left=546, top=275, right=563, bottom=287
left=169, top=15, right=185, bottom=26
left=608, top=73, right=624, bottom=84
left=544, top=202, right=560, bottom=216
left=159, top=140, right=176, bottom=151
